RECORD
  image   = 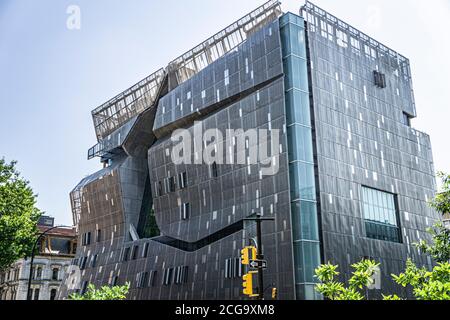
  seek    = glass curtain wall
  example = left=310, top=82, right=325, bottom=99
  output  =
left=280, top=13, right=321, bottom=300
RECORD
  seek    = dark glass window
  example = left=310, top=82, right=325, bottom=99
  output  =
left=210, top=162, right=218, bottom=178
left=155, top=181, right=162, bottom=197
left=178, top=172, right=188, bottom=189
left=224, top=258, right=242, bottom=279
left=52, top=268, right=59, bottom=281
left=81, top=281, right=88, bottom=295
left=35, top=267, right=42, bottom=280
left=131, top=246, right=139, bottom=260
left=373, top=71, right=387, bottom=88
left=50, top=289, right=57, bottom=301
left=96, top=229, right=102, bottom=242
left=163, top=268, right=173, bottom=286
left=33, top=288, right=40, bottom=300
left=142, top=243, right=149, bottom=258
left=138, top=272, right=149, bottom=288
left=180, top=203, right=190, bottom=220
left=402, top=112, right=412, bottom=127
left=149, top=271, right=157, bottom=287
left=362, top=186, right=401, bottom=243
left=91, top=254, right=98, bottom=268
left=122, top=247, right=130, bottom=262
left=50, top=238, right=71, bottom=254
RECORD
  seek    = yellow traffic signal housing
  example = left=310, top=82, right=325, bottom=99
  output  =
left=271, top=287, right=278, bottom=299
left=241, top=246, right=257, bottom=265
left=242, top=271, right=258, bottom=296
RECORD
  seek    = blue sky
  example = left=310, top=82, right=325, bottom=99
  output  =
left=1, top=0, right=449, bottom=226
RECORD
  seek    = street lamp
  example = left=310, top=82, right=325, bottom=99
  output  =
left=26, top=225, right=72, bottom=300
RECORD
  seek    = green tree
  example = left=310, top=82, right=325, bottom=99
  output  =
left=415, top=172, right=450, bottom=263
left=416, top=223, right=450, bottom=263
left=0, top=159, right=41, bottom=271
left=315, top=260, right=380, bottom=300
left=429, top=172, right=450, bottom=214
left=384, top=259, right=450, bottom=300
left=69, top=283, right=130, bottom=300
left=316, top=259, right=450, bottom=301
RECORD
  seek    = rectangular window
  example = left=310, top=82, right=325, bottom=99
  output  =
left=122, top=247, right=130, bottom=262
left=163, top=268, right=173, bottom=286
left=80, top=257, right=88, bottom=270
left=165, top=177, right=176, bottom=193
left=373, top=71, right=387, bottom=88
left=149, top=270, right=157, bottom=287
left=178, top=172, right=187, bottom=189
left=81, top=281, right=88, bottom=295
left=142, top=243, right=149, bottom=258
left=91, top=254, right=98, bottom=268
left=402, top=112, right=412, bottom=127
left=210, top=162, right=218, bottom=178
left=96, top=229, right=101, bottom=242
left=361, top=186, right=401, bottom=243
left=224, top=258, right=242, bottom=279
left=180, top=203, right=190, bottom=220
left=131, top=246, right=139, bottom=260
left=82, top=232, right=92, bottom=246
left=137, top=272, right=149, bottom=288
left=155, top=181, right=163, bottom=197
left=33, top=288, right=40, bottom=300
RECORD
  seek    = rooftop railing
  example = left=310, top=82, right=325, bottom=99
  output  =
left=167, top=0, right=282, bottom=90
left=91, top=68, right=165, bottom=140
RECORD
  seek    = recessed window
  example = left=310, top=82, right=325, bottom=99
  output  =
left=137, top=272, right=149, bottom=288
left=149, top=270, right=157, bottom=287
left=361, top=186, right=401, bottom=243
left=91, top=254, right=98, bottom=268
left=81, top=281, right=88, bottom=295
left=52, top=268, right=59, bottom=281
left=174, top=266, right=188, bottom=284
left=142, top=243, right=149, bottom=258
left=210, top=162, right=218, bottom=178
left=402, top=112, right=412, bottom=127
left=131, top=246, right=139, bottom=260
left=225, top=258, right=242, bottom=279
left=35, top=267, right=42, bottom=280
left=50, top=289, right=57, bottom=300
left=111, top=276, right=118, bottom=286
left=96, top=229, right=101, bottom=242
left=178, top=172, right=187, bottom=189
left=156, top=181, right=163, bottom=197
left=122, top=247, right=130, bottom=262
left=82, top=232, right=92, bottom=246
left=180, top=203, right=190, bottom=220
left=373, top=70, right=386, bottom=88
left=33, top=288, right=40, bottom=300
left=163, top=268, right=174, bottom=286
left=165, top=177, right=176, bottom=193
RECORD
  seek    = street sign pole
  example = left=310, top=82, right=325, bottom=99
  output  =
left=244, top=212, right=274, bottom=300
left=256, top=215, right=264, bottom=300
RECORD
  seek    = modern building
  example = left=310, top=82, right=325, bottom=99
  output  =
left=60, top=1, right=440, bottom=300
left=0, top=216, right=77, bottom=300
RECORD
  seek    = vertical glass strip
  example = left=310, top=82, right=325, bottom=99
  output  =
left=280, top=13, right=321, bottom=300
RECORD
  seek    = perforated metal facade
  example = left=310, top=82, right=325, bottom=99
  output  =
left=60, top=1, right=438, bottom=300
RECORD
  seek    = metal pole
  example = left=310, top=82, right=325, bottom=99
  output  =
left=256, top=213, right=264, bottom=300
left=26, top=225, right=71, bottom=300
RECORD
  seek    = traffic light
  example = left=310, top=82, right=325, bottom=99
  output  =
left=242, top=271, right=258, bottom=297
left=271, top=287, right=277, bottom=299
left=240, top=246, right=257, bottom=265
